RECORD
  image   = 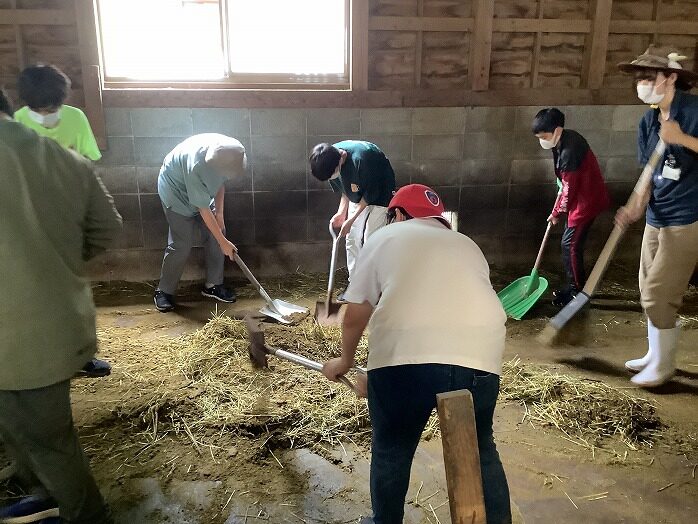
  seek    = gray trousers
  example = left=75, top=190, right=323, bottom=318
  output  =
left=0, top=380, right=111, bottom=524
left=158, top=206, right=225, bottom=295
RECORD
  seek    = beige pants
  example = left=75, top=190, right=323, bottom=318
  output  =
left=346, top=202, right=388, bottom=279
left=640, top=221, right=698, bottom=329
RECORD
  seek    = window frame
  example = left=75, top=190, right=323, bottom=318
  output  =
left=95, top=0, right=351, bottom=90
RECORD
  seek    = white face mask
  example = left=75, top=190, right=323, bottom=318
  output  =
left=539, top=130, right=560, bottom=150
left=637, top=79, right=666, bottom=105
left=28, top=108, right=61, bottom=128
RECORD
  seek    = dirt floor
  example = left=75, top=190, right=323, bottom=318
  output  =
left=1, top=263, right=697, bottom=524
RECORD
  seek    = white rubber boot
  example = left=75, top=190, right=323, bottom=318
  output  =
left=631, top=323, right=679, bottom=388
left=625, top=320, right=655, bottom=372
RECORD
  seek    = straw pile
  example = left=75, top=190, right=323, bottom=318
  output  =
left=500, top=357, right=661, bottom=450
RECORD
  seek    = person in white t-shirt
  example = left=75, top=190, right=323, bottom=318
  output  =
left=322, top=184, right=511, bottom=524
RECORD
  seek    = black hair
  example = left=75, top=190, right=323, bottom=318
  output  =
left=309, top=143, right=342, bottom=181
left=386, top=207, right=413, bottom=224
left=532, top=108, right=565, bottom=134
left=0, top=87, right=13, bottom=117
left=18, top=64, right=71, bottom=109
left=633, top=69, right=693, bottom=92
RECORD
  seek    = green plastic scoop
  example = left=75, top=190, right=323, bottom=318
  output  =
left=498, top=222, right=552, bottom=320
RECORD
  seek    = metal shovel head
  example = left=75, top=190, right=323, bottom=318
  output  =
left=498, top=273, right=549, bottom=320
left=313, top=300, right=345, bottom=326
left=259, top=299, right=308, bottom=325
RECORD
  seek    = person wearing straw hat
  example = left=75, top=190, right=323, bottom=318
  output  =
left=322, top=184, right=511, bottom=524
left=615, top=46, right=698, bottom=387
left=154, top=134, right=247, bottom=313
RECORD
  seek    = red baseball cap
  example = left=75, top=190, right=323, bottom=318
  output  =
left=388, top=184, right=450, bottom=227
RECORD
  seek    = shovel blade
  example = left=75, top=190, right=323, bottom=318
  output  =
left=259, top=306, right=293, bottom=324
left=313, top=301, right=344, bottom=326
left=270, top=299, right=308, bottom=316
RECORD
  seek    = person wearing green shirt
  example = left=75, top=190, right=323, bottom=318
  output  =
left=0, top=88, right=120, bottom=524
left=154, top=134, right=247, bottom=312
left=14, top=64, right=101, bottom=161
left=309, top=140, right=396, bottom=300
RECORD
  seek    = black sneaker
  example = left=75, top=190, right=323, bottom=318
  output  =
left=154, top=290, right=175, bottom=312
left=76, top=358, right=112, bottom=378
left=201, top=285, right=236, bottom=303
left=0, top=495, right=59, bottom=522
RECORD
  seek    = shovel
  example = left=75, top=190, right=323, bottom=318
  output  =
left=234, top=254, right=308, bottom=324
left=498, top=221, right=552, bottom=320
left=245, top=316, right=366, bottom=395
left=314, top=223, right=344, bottom=326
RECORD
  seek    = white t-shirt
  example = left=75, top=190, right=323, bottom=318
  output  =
left=344, top=218, right=507, bottom=374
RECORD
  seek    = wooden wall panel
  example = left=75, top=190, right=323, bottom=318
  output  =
left=368, top=30, right=417, bottom=89
left=604, top=33, right=653, bottom=87
left=22, top=24, right=77, bottom=46
left=17, top=0, right=69, bottom=7
left=423, top=0, right=472, bottom=17
left=542, top=0, right=591, bottom=19
left=611, top=0, right=655, bottom=19
left=490, top=32, right=535, bottom=88
left=660, top=0, right=698, bottom=21
left=538, top=32, right=586, bottom=88
left=494, top=0, right=539, bottom=19
left=370, top=0, right=419, bottom=16
left=421, top=31, right=469, bottom=88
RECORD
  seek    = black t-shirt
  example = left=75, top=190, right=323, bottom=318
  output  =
left=329, top=140, right=396, bottom=206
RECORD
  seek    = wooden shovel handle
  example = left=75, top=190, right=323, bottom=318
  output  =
left=532, top=222, right=553, bottom=272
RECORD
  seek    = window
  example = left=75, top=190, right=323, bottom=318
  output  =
left=96, top=0, right=350, bottom=87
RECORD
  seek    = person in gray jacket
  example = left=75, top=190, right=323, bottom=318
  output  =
left=0, top=88, right=121, bottom=524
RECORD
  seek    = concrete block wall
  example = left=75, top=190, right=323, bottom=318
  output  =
left=90, top=105, right=649, bottom=280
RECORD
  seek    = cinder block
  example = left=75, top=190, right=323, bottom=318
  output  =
left=130, top=108, right=192, bottom=137
left=225, top=219, right=255, bottom=247
left=560, top=106, right=613, bottom=131
left=513, top=106, right=542, bottom=133
left=254, top=191, right=307, bottom=217
left=224, top=192, right=254, bottom=219
left=307, top=190, right=340, bottom=217
left=255, top=217, right=308, bottom=243
left=142, top=220, right=169, bottom=250
left=413, top=135, right=462, bottom=160
left=389, top=160, right=414, bottom=188
left=104, top=108, right=132, bottom=137
left=432, top=186, right=460, bottom=211
left=362, top=134, right=412, bottom=161
left=95, top=166, right=138, bottom=194
left=463, top=132, right=515, bottom=160
left=465, top=159, right=512, bottom=185
left=136, top=167, right=160, bottom=194
left=134, top=137, right=183, bottom=166
left=100, top=137, right=134, bottom=166
left=192, top=108, right=251, bottom=137
left=612, top=105, right=647, bottom=132
left=413, top=107, right=466, bottom=135
left=609, top=131, right=639, bottom=157
left=507, top=183, right=558, bottom=209
left=460, top=185, right=508, bottom=211
left=607, top=181, right=635, bottom=206
left=510, top=159, right=555, bottom=185
left=224, top=162, right=253, bottom=192
left=251, top=136, right=306, bottom=163
left=307, top=108, right=360, bottom=135
left=513, top=132, right=549, bottom=159
left=251, top=109, right=306, bottom=136
left=139, top=194, right=164, bottom=222
left=361, top=108, right=412, bottom=134
left=112, top=221, right=143, bottom=249
left=253, top=162, right=306, bottom=191
left=465, top=107, right=516, bottom=131
left=411, top=160, right=462, bottom=187
left=458, top=209, right=507, bottom=236
left=112, top=194, right=140, bottom=222
left=583, top=130, right=611, bottom=157
left=604, top=157, right=640, bottom=182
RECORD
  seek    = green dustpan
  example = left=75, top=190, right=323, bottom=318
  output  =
left=498, top=222, right=552, bottom=320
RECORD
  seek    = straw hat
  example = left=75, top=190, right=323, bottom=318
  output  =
left=618, top=46, right=698, bottom=83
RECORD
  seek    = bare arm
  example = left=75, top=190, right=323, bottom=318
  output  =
left=339, top=198, right=368, bottom=237
left=199, top=206, right=237, bottom=260
left=322, top=301, right=374, bottom=380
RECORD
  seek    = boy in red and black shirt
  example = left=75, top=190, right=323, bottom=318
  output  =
left=533, top=108, right=611, bottom=306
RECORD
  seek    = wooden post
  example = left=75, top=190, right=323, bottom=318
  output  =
left=583, top=0, right=613, bottom=89
left=436, top=389, right=487, bottom=524
left=469, top=0, right=494, bottom=91
left=351, top=0, right=369, bottom=90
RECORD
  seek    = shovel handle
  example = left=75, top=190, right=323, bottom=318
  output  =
left=234, top=254, right=276, bottom=310
left=532, top=222, right=553, bottom=272
left=326, top=222, right=341, bottom=308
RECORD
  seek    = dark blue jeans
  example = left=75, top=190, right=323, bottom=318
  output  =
left=367, top=364, right=511, bottom=524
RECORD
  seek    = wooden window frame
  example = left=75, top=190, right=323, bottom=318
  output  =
left=95, top=0, right=353, bottom=90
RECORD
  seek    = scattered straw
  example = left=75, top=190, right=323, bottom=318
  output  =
left=500, top=357, right=662, bottom=451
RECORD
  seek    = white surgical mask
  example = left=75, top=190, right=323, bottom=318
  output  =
left=539, top=130, right=560, bottom=150
left=637, top=79, right=666, bottom=105
left=28, top=108, right=61, bottom=128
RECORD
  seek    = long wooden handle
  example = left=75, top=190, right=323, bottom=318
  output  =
left=582, top=139, right=666, bottom=296
left=532, top=222, right=553, bottom=272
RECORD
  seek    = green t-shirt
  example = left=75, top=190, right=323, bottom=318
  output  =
left=157, top=134, right=237, bottom=217
left=14, top=105, right=102, bottom=161
left=329, top=140, right=396, bottom=206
